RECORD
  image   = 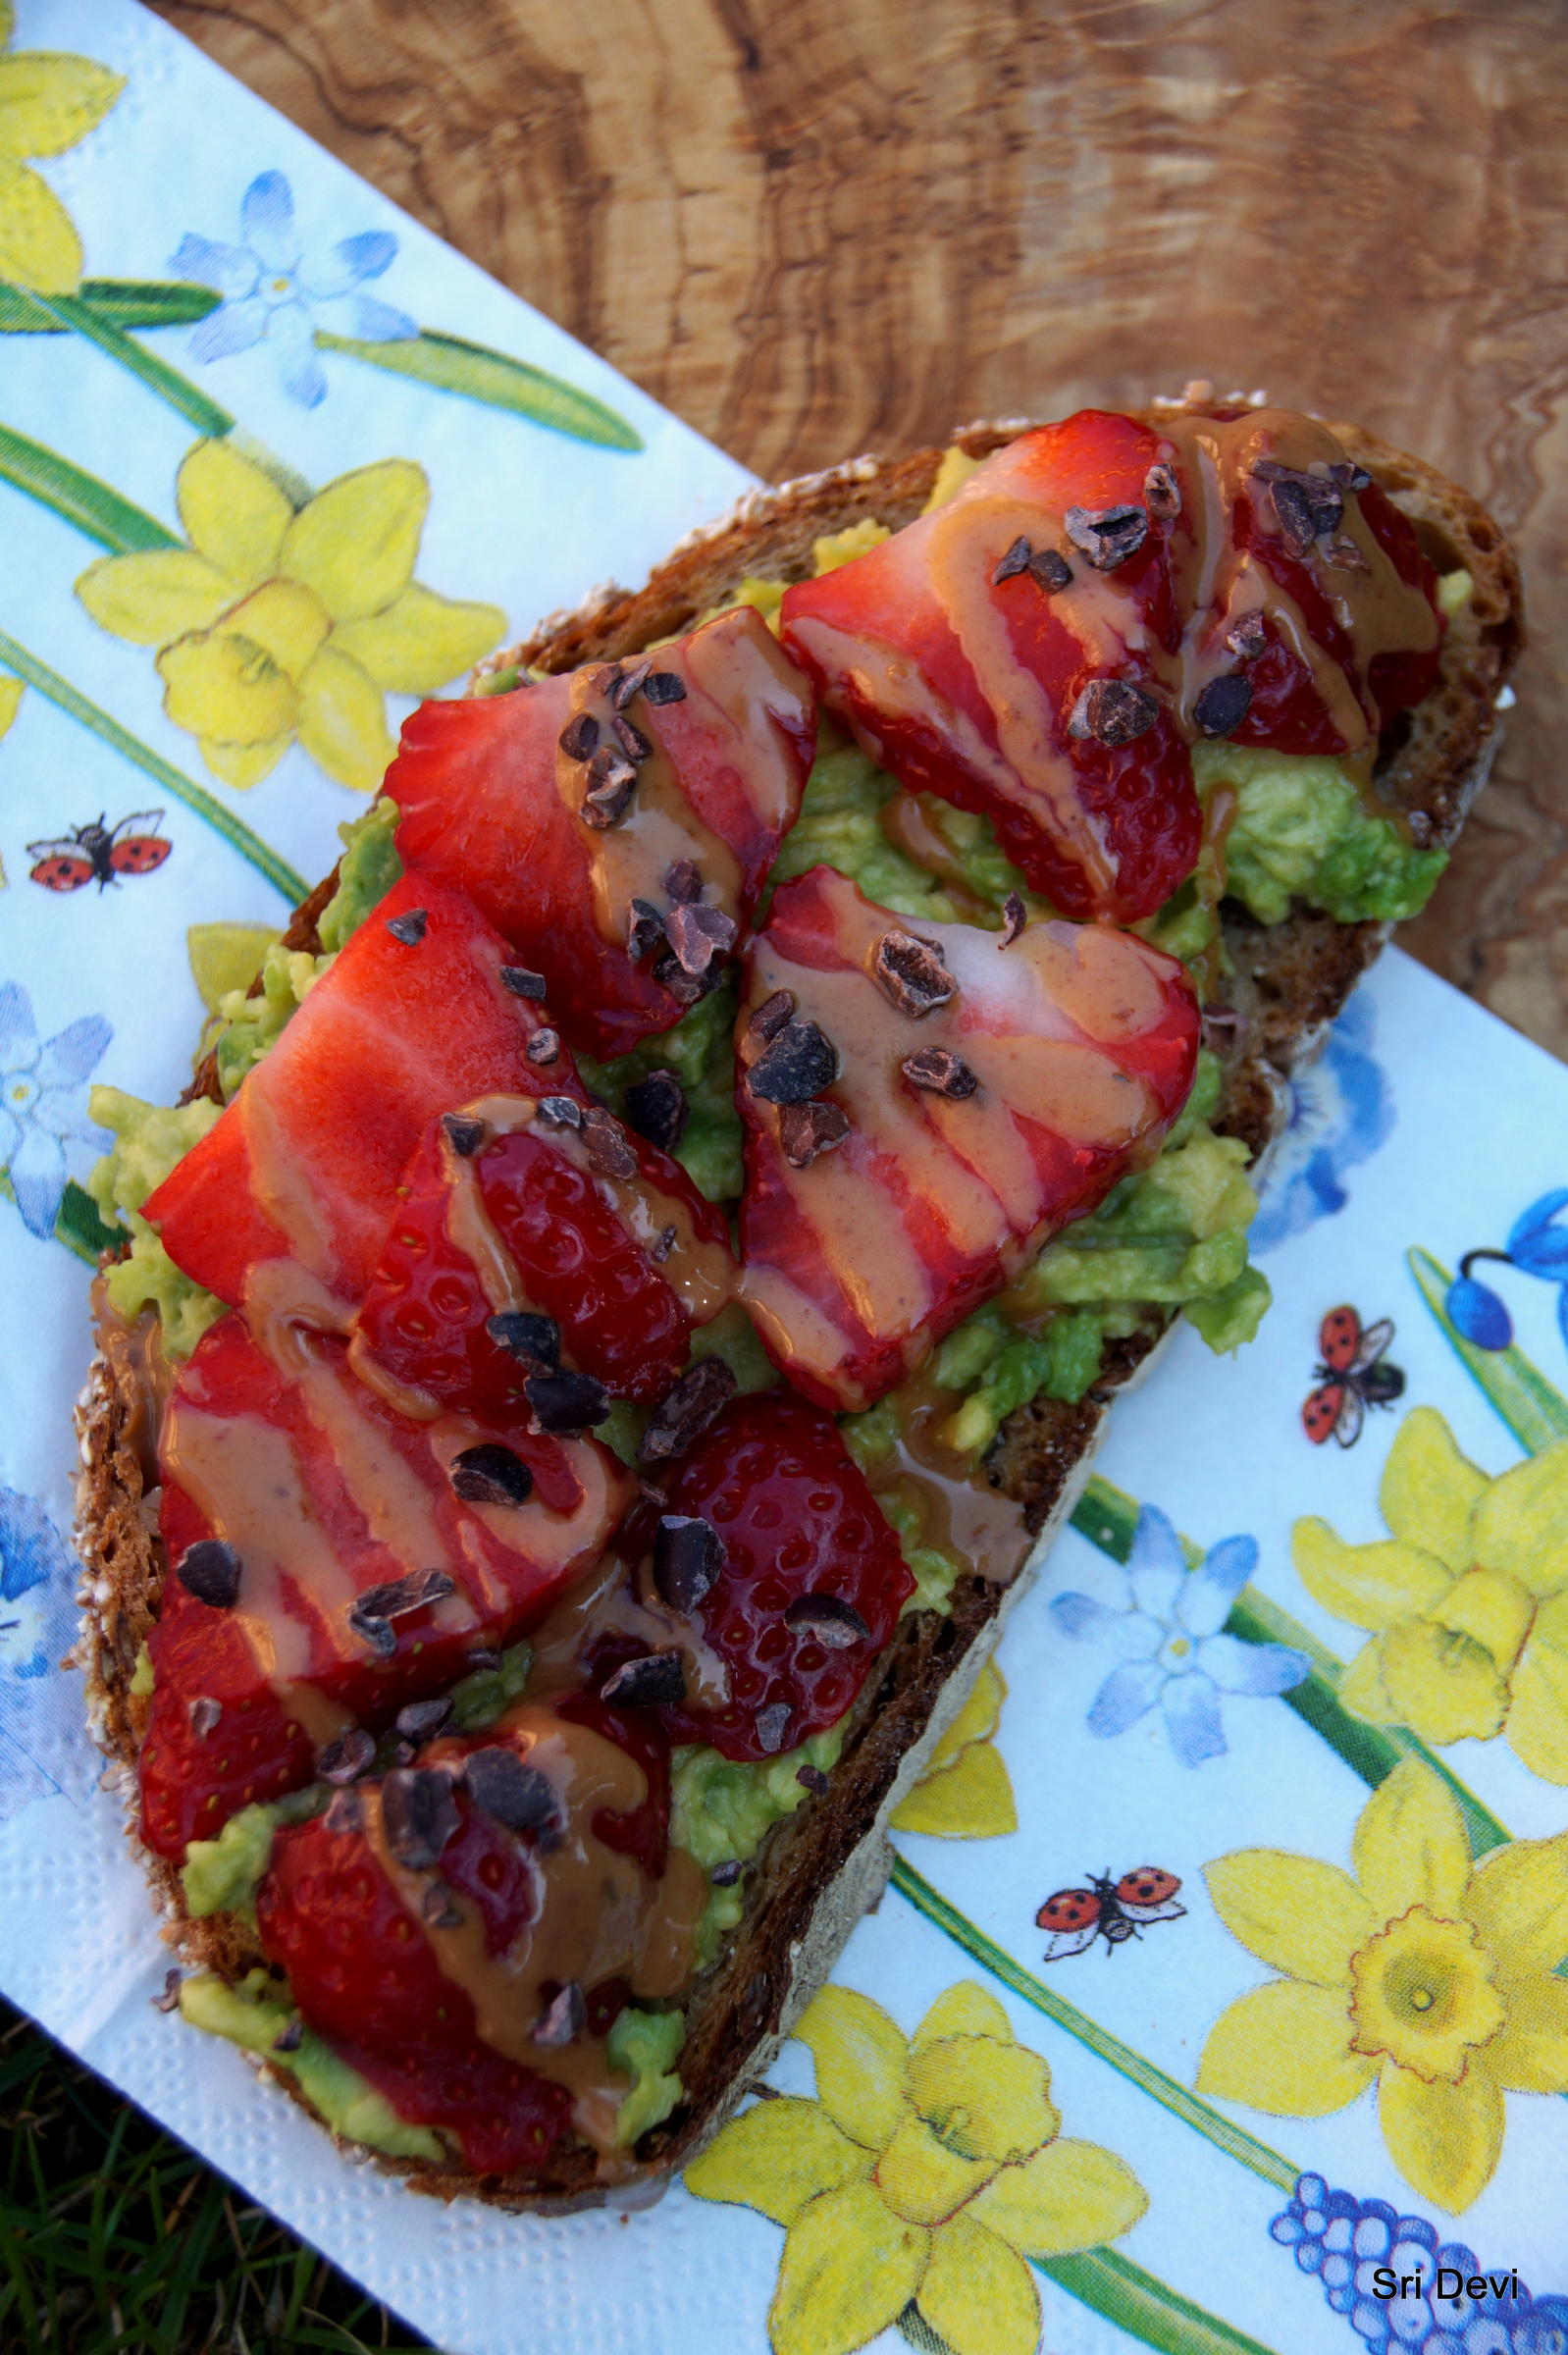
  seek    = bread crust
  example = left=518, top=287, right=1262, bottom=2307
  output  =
left=75, top=407, right=1522, bottom=2210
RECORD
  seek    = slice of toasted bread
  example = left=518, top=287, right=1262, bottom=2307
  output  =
left=75, top=406, right=1523, bottom=2210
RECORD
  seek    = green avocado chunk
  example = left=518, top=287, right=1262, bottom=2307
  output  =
left=607, top=2005, right=686, bottom=2146
left=1195, top=740, right=1447, bottom=927
left=672, top=1730, right=846, bottom=1965
left=179, top=1971, right=444, bottom=2162
left=86, top=1088, right=226, bottom=1357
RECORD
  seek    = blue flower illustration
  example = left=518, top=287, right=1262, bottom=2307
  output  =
left=1050, top=1506, right=1310, bottom=1766
left=1445, top=1191, right=1568, bottom=1356
left=0, top=980, right=109, bottom=1239
left=0, top=1489, right=96, bottom=1817
left=173, top=169, right=417, bottom=407
left=1269, top=2172, right=1561, bottom=2353
left=1251, top=986, right=1393, bottom=1253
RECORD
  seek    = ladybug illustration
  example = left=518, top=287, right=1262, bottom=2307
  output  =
left=1036, top=1866, right=1185, bottom=1961
left=27, top=811, right=172, bottom=893
left=1302, top=1305, right=1405, bottom=1449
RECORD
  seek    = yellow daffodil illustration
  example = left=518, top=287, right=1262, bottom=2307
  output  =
left=891, top=1662, right=1017, bottom=1840
left=1197, top=1755, right=1568, bottom=2212
left=0, top=674, right=18, bottom=884
left=77, top=440, right=504, bottom=792
left=687, top=1979, right=1147, bottom=2355
left=0, top=4, right=123, bottom=294
left=1293, top=1406, right=1568, bottom=1781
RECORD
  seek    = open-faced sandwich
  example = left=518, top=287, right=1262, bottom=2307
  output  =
left=76, top=396, right=1522, bottom=2208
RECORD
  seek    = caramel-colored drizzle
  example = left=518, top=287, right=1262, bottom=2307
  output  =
left=557, top=690, right=741, bottom=958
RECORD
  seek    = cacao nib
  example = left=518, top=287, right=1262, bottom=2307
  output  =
left=1068, top=678, right=1159, bottom=747
left=755, top=1701, right=792, bottom=1754
left=612, top=714, right=653, bottom=764
left=533, top=1982, right=587, bottom=2048
left=499, top=966, right=548, bottom=1001
left=871, top=930, right=957, bottom=1019
left=748, top=989, right=796, bottom=1042
left=624, top=1069, right=689, bottom=1152
left=778, top=1098, right=851, bottom=1168
left=441, top=1112, right=488, bottom=1158
left=317, top=1726, right=376, bottom=1785
left=1324, top=534, right=1371, bottom=572
left=558, top=711, right=600, bottom=761
left=385, top=909, right=428, bottom=946
left=664, top=858, right=703, bottom=904
left=537, top=1094, right=583, bottom=1130
left=653, top=1514, right=725, bottom=1614
left=600, top=1650, right=686, bottom=1708
left=450, top=1441, right=535, bottom=1507
left=463, top=1746, right=561, bottom=1835
left=395, top=1696, right=453, bottom=1743
left=747, top=1020, right=839, bottom=1104
left=176, top=1538, right=242, bottom=1610
left=902, top=1045, right=979, bottom=1099
left=610, top=658, right=653, bottom=710
left=1192, top=672, right=1254, bottom=739
left=627, top=897, right=666, bottom=961
left=664, top=901, right=738, bottom=977
left=796, top=1764, right=830, bottom=1795
left=486, top=1309, right=561, bottom=1373
left=1266, top=475, right=1320, bottom=555
left=525, top=1369, right=610, bottom=1435
left=642, top=670, right=687, bottom=706
left=582, top=1106, right=640, bottom=1178
left=1027, top=547, right=1072, bottom=593
left=348, top=1568, right=454, bottom=1657
left=639, top=1357, right=737, bottom=1462
left=783, top=1592, right=872, bottom=1648
left=992, top=534, right=1032, bottom=585
left=1063, top=502, right=1148, bottom=571
left=272, top=2018, right=303, bottom=2053
left=999, top=892, right=1027, bottom=948
left=525, top=1027, right=561, bottom=1066
left=187, top=1696, right=222, bottom=1739
left=710, top=1859, right=742, bottom=1887
left=1226, top=611, right=1268, bottom=659
left=1143, top=461, right=1181, bottom=521
left=381, top=1767, right=459, bottom=1870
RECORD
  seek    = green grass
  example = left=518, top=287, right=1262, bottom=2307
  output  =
left=0, top=1999, right=434, bottom=2355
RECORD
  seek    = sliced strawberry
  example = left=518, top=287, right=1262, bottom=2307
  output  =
left=781, top=413, right=1198, bottom=921
left=257, top=1807, right=574, bottom=2175
left=387, top=607, right=816, bottom=1057
left=143, top=876, right=570, bottom=1313
left=349, top=1096, right=735, bottom=1416
left=139, top=1310, right=630, bottom=1859
left=256, top=1696, right=676, bottom=2170
left=780, top=410, right=1441, bottom=921
left=654, top=1393, right=913, bottom=1763
left=736, top=866, right=1200, bottom=1410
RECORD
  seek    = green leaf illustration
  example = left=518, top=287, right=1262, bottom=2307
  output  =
left=1038, top=2250, right=1281, bottom=2355
left=314, top=328, right=644, bottom=449
left=0, top=1175, right=119, bottom=1267
left=890, top=1858, right=1298, bottom=2192
left=0, top=421, right=177, bottom=555
left=1408, top=1247, right=1568, bottom=1456
left=17, top=291, right=234, bottom=439
left=0, top=278, right=220, bottom=333
left=0, top=631, right=306, bottom=905
left=1071, top=1474, right=1512, bottom=1858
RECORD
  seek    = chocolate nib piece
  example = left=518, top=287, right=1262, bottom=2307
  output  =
left=381, top=1767, right=459, bottom=1870
left=992, top=534, right=1032, bottom=585
left=1192, top=672, right=1254, bottom=739
left=664, top=901, right=738, bottom=977
left=1068, top=678, right=1159, bottom=747
left=779, top=1099, right=851, bottom=1168
left=463, top=1746, right=561, bottom=1836
left=624, top=1068, right=689, bottom=1152
left=999, top=892, right=1027, bottom=948
left=395, top=1696, right=453, bottom=1743
left=627, top=897, right=666, bottom=961
left=873, top=929, right=958, bottom=1019
left=643, top=670, right=687, bottom=706
left=177, top=1538, right=242, bottom=1610
left=348, top=1568, right=454, bottom=1656
left=441, top=1113, right=488, bottom=1158
left=1143, top=462, right=1181, bottom=521
left=532, top=1982, right=586, bottom=2048
left=583, top=1106, right=640, bottom=1179
left=450, top=1441, right=535, bottom=1507
left=486, top=1309, right=561, bottom=1373
left=653, top=1514, right=725, bottom=1614
left=385, top=908, right=428, bottom=945
left=747, top=1020, right=839, bottom=1104
left=317, top=1726, right=376, bottom=1785
left=783, top=1592, right=872, bottom=1648
left=499, top=966, right=548, bottom=1001
left=525, top=1369, right=610, bottom=1435
left=902, top=1045, right=979, bottom=1099
left=748, top=989, right=796, bottom=1042
left=558, top=711, right=600, bottom=761
left=755, top=1701, right=792, bottom=1754
left=600, top=1650, right=687, bottom=1708
left=525, top=1027, right=561, bottom=1067
left=1063, top=503, right=1148, bottom=571
left=640, top=1356, right=737, bottom=1462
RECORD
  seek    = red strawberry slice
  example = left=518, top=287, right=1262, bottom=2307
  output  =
left=780, top=409, right=1441, bottom=921
left=349, top=1095, right=735, bottom=1415
left=139, top=1310, right=630, bottom=1859
left=257, top=1806, right=574, bottom=2175
left=143, top=876, right=571, bottom=1314
left=781, top=412, right=1198, bottom=921
left=736, top=866, right=1200, bottom=1411
left=256, top=1696, right=677, bottom=2169
left=387, top=607, right=816, bottom=1058
left=654, top=1393, right=914, bottom=1763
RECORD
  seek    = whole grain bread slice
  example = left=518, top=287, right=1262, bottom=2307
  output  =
left=74, top=407, right=1523, bottom=2211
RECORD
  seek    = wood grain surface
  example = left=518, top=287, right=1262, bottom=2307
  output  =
left=151, top=0, right=1568, bottom=1061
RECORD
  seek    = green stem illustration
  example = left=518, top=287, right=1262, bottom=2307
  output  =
left=1408, top=1248, right=1568, bottom=1455
left=0, top=632, right=306, bottom=904
left=1070, top=1473, right=1512, bottom=1858
left=889, top=1858, right=1298, bottom=2194
left=0, top=421, right=176, bottom=555
left=17, top=290, right=235, bottom=439
left=897, top=2251, right=1279, bottom=2355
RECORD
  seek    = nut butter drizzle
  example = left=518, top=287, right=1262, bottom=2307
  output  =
left=363, top=1705, right=706, bottom=2161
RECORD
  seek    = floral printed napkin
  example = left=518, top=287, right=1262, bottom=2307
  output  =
left=3, top=6, right=1567, bottom=2354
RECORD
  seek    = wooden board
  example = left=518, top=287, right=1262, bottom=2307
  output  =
left=153, top=0, right=1568, bottom=1060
